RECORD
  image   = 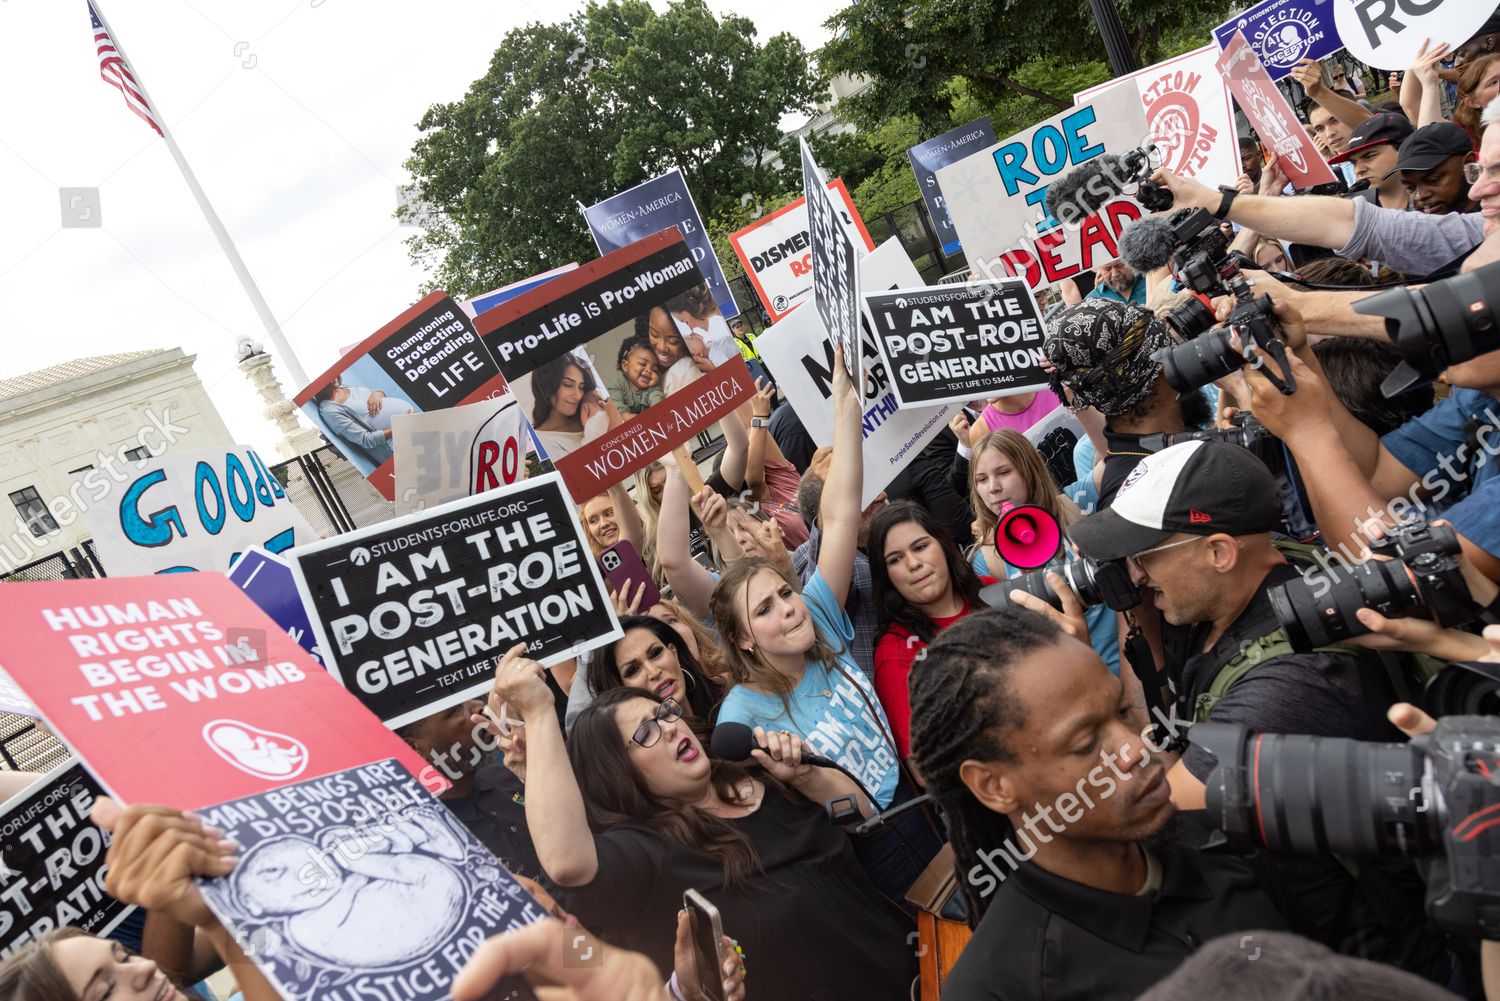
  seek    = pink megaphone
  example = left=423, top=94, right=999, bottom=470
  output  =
left=995, top=502, right=1063, bottom=570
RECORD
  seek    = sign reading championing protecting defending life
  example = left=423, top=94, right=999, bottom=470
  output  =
left=197, top=759, right=548, bottom=1001
left=296, top=291, right=509, bottom=500
left=0, top=760, right=133, bottom=958
left=287, top=473, right=621, bottom=729
left=1075, top=45, right=1240, bottom=190
left=867, top=280, right=1050, bottom=410
left=908, top=117, right=999, bottom=257
left=935, top=84, right=1149, bottom=295
left=755, top=239, right=956, bottom=508
left=728, top=179, right=874, bottom=322
left=85, top=445, right=315, bottom=577
left=475, top=230, right=754, bottom=500
left=800, top=137, right=862, bottom=379
left=583, top=167, right=739, bottom=320
left=1213, top=0, right=1342, bottom=82
left=1218, top=32, right=1339, bottom=190
left=0, top=575, right=441, bottom=810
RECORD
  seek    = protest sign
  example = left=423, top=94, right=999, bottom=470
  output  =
left=288, top=473, right=620, bottom=729
left=584, top=167, right=738, bottom=320
left=935, top=85, right=1149, bottom=295
left=1218, top=32, right=1339, bottom=189
left=867, top=281, right=1048, bottom=410
left=756, top=239, right=956, bottom=507
left=392, top=395, right=527, bottom=515
left=908, top=117, right=998, bottom=256
left=728, top=179, right=874, bottom=322
left=1075, top=46, right=1240, bottom=189
left=198, top=758, right=547, bottom=1001
left=1025, top=403, right=1089, bottom=503
left=296, top=292, right=508, bottom=499
left=228, top=547, right=324, bottom=665
left=475, top=230, right=755, bottom=499
left=1213, top=0, right=1342, bottom=81
left=462, top=263, right=579, bottom=320
left=1333, top=0, right=1492, bottom=69
left=0, top=760, right=132, bottom=957
left=0, top=574, right=441, bottom=809
left=801, top=137, right=862, bottom=379
left=86, top=446, right=314, bottom=577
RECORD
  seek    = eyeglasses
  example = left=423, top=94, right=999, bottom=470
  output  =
left=1464, top=161, right=1500, bottom=185
left=1126, top=536, right=1205, bottom=573
left=629, top=698, right=684, bottom=748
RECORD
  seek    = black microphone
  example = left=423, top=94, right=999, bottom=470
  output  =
left=710, top=721, right=839, bottom=770
left=1118, top=215, right=1180, bottom=273
left=1044, top=156, right=1126, bottom=228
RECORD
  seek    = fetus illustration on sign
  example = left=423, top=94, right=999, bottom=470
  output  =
left=203, top=720, right=309, bottom=781
left=214, top=805, right=470, bottom=988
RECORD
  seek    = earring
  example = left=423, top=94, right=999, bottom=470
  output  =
left=683, top=671, right=697, bottom=691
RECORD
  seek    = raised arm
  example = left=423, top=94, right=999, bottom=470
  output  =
left=744, top=379, right=777, bottom=498
left=490, top=644, right=597, bottom=885
left=1290, top=59, right=1372, bottom=135
left=606, top=480, right=645, bottom=554
left=1153, top=168, right=1357, bottom=249
left=1409, top=40, right=1452, bottom=128
left=817, top=346, right=864, bottom=606
left=716, top=408, right=749, bottom=494
left=658, top=463, right=721, bottom=619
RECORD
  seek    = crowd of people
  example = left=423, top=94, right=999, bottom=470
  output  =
left=14, top=11, right=1500, bottom=1001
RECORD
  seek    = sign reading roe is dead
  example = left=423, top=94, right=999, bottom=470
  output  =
left=866, top=280, right=1050, bottom=409
left=288, top=473, right=620, bottom=729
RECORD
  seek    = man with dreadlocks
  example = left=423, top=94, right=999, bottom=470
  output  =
left=908, top=602, right=1285, bottom=1000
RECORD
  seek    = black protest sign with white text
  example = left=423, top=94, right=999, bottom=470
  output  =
left=288, top=473, right=621, bottom=728
left=801, top=137, right=862, bottom=378
left=0, top=761, right=131, bottom=958
left=867, top=280, right=1049, bottom=409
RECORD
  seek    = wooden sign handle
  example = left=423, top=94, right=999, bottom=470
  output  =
left=672, top=445, right=705, bottom=495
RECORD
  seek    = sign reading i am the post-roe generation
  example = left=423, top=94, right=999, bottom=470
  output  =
left=866, top=280, right=1050, bottom=409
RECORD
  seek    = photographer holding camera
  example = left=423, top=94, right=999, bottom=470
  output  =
left=1060, top=441, right=1444, bottom=974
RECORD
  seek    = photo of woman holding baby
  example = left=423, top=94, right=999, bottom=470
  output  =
left=528, top=349, right=620, bottom=459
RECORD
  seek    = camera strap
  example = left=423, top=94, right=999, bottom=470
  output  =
left=1121, top=617, right=1185, bottom=752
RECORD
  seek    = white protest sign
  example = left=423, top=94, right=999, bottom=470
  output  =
left=1075, top=45, right=1240, bottom=190
left=86, top=446, right=315, bottom=576
left=936, top=85, right=1149, bottom=295
left=801, top=137, right=862, bottom=379
left=755, top=239, right=956, bottom=507
left=1333, top=0, right=1494, bottom=69
left=393, top=395, right=527, bottom=515
left=729, top=179, right=874, bottom=322
left=866, top=281, right=1049, bottom=410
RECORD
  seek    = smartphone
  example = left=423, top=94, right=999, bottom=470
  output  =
left=683, top=889, right=727, bottom=1001
left=598, top=540, right=661, bottom=610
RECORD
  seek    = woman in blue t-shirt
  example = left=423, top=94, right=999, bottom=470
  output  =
left=705, top=348, right=940, bottom=918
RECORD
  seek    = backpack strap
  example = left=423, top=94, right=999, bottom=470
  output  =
left=1193, top=626, right=1355, bottom=723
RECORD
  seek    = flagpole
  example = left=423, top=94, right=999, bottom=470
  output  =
left=90, top=0, right=311, bottom=389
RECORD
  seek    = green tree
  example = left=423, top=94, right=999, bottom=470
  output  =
left=818, top=0, right=1237, bottom=134
left=404, top=0, right=819, bottom=296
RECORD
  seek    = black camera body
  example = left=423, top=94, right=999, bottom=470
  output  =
left=1195, top=716, right=1500, bottom=938
left=1116, top=145, right=1175, bottom=213
left=979, top=557, right=1141, bottom=614
left=1268, top=519, right=1482, bottom=651
left=1139, top=414, right=1280, bottom=470
left=1150, top=208, right=1297, bottom=397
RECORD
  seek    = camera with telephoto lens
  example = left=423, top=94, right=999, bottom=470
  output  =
left=979, top=557, right=1141, bottom=613
left=1194, top=716, right=1500, bottom=937
left=1138, top=413, right=1282, bottom=473
left=1356, top=260, right=1500, bottom=398
left=1268, top=519, right=1487, bottom=652
left=1149, top=207, right=1297, bottom=398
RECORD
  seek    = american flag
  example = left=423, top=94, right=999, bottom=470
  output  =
left=88, top=1, right=162, bottom=136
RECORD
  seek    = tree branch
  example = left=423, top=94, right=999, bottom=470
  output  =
left=970, top=68, right=1070, bottom=109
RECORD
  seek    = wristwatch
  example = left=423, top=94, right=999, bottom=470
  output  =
left=750, top=417, right=771, bottom=429
left=1213, top=185, right=1239, bottom=220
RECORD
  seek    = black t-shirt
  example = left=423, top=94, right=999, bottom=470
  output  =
left=441, top=763, right=542, bottom=880
left=1169, top=564, right=1428, bottom=964
left=941, top=843, right=1286, bottom=1001
left=1098, top=429, right=1157, bottom=509
left=552, top=781, right=914, bottom=1001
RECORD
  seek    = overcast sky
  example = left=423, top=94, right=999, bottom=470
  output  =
left=0, top=0, right=845, bottom=456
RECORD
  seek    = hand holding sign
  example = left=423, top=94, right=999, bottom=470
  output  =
left=93, top=800, right=238, bottom=931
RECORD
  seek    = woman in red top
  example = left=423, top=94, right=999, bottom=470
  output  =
left=868, top=501, right=992, bottom=759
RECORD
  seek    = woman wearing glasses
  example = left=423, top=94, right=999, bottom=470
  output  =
left=491, top=643, right=915, bottom=1001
